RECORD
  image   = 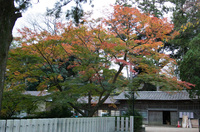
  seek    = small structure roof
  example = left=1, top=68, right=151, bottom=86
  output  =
left=23, top=91, right=198, bottom=104
left=78, top=96, right=119, bottom=104
left=24, top=91, right=50, bottom=96
left=114, top=91, right=198, bottom=101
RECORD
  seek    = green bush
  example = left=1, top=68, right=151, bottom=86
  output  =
left=0, top=90, right=39, bottom=119
left=124, top=110, right=143, bottom=132
left=33, top=105, right=73, bottom=118
left=134, top=116, right=143, bottom=132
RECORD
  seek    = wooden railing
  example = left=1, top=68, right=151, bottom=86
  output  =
left=0, top=116, right=134, bottom=132
left=115, top=116, right=134, bottom=132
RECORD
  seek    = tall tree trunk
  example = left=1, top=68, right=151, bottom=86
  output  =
left=0, top=0, right=21, bottom=116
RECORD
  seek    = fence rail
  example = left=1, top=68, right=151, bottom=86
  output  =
left=115, top=116, right=134, bottom=132
left=0, top=116, right=134, bottom=132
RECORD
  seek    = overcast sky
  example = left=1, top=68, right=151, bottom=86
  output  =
left=13, top=0, right=174, bottom=35
left=13, top=0, right=116, bottom=35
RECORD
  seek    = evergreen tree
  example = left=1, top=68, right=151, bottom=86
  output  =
left=180, top=34, right=200, bottom=98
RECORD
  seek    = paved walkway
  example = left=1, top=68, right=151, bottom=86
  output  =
left=145, top=126, right=199, bottom=132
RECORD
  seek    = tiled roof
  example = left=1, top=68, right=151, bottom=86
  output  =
left=114, top=91, right=198, bottom=100
left=24, top=91, right=50, bottom=96
left=78, top=96, right=119, bottom=104
left=23, top=91, right=197, bottom=103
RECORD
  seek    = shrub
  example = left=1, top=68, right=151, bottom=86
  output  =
left=134, top=115, right=143, bottom=132
left=0, top=90, right=39, bottom=119
left=34, top=105, right=73, bottom=118
left=124, top=110, right=143, bottom=132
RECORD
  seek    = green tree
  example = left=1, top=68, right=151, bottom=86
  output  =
left=6, top=38, right=76, bottom=92
left=132, top=0, right=170, bottom=18
left=180, top=33, right=200, bottom=98
left=122, top=0, right=200, bottom=60
left=10, top=5, right=193, bottom=117
left=128, top=0, right=199, bottom=93
left=6, top=45, right=43, bottom=91
left=0, top=0, right=29, bottom=115
left=1, top=90, right=39, bottom=119
left=0, top=0, right=93, bottom=114
left=166, top=1, right=200, bottom=97
left=34, top=92, right=73, bottom=118
left=168, top=0, right=200, bottom=59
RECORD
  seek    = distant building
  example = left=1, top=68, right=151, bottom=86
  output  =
left=15, top=91, right=51, bottom=118
left=89, top=91, right=200, bottom=126
left=114, top=91, right=200, bottom=125
left=23, top=90, right=200, bottom=127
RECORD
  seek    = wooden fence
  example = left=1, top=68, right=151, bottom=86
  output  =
left=0, top=116, right=134, bottom=132
left=115, top=116, right=134, bottom=132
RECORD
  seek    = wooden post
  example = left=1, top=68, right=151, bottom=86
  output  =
left=0, top=120, right=6, bottom=132
left=130, top=116, right=134, bottom=132
left=20, top=119, right=27, bottom=132
left=13, top=120, right=20, bottom=132
left=117, top=117, right=120, bottom=131
left=53, top=118, right=58, bottom=132
left=125, top=117, right=129, bottom=131
left=6, top=120, right=14, bottom=132
left=121, top=117, right=124, bottom=131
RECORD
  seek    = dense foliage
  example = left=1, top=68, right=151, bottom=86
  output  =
left=33, top=105, right=73, bottom=118
left=0, top=90, right=40, bottom=119
left=5, top=5, right=194, bottom=117
left=180, top=34, right=200, bottom=98
left=123, top=0, right=200, bottom=97
left=0, top=0, right=93, bottom=115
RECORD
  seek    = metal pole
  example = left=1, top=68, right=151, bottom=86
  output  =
left=199, top=118, right=200, bottom=132
left=130, top=65, right=134, bottom=132
left=132, top=90, right=134, bottom=116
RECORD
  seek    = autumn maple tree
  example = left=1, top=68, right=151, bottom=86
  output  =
left=0, top=0, right=95, bottom=116
left=7, top=5, right=194, bottom=117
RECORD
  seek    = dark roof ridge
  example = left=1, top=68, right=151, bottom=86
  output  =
left=114, top=90, right=197, bottom=100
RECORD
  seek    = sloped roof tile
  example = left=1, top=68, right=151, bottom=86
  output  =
left=114, top=91, right=197, bottom=100
left=24, top=91, right=50, bottom=96
left=78, top=96, right=119, bottom=104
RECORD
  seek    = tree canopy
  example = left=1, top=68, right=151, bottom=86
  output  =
left=180, top=33, right=200, bottom=98
left=1, top=90, right=40, bottom=119
left=0, top=0, right=93, bottom=115
left=5, top=5, right=195, bottom=117
left=126, top=0, right=200, bottom=96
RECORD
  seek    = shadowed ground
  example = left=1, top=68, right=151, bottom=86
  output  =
left=145, top=126, right=199, bottom=132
